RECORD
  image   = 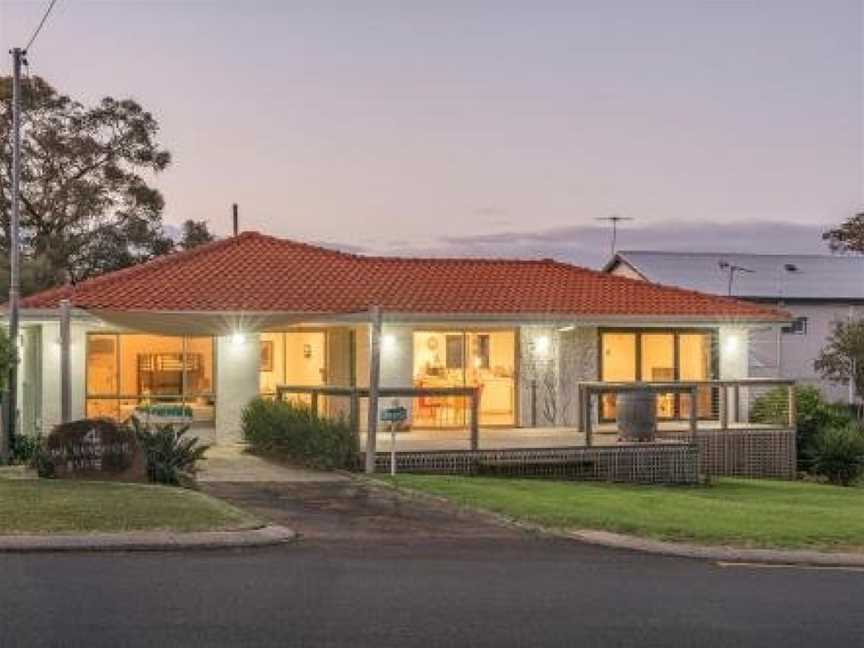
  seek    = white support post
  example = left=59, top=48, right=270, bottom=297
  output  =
left=59, top=299, right=72, bottom=424
left=365, top=306, right=382, bottom=474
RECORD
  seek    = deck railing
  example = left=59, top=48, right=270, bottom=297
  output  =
left=577, top=379, right=796, bottom=446
left=274, top=384, right=483, bottom=449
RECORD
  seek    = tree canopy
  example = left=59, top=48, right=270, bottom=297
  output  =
left=0, top=75, right=213, bottom=297
left=823, top=212, right=864, bottom=254
left=815, top=318, right=864, bottom=402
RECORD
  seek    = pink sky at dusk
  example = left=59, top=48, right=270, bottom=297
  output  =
left=1, top=0, right=861, bottom=267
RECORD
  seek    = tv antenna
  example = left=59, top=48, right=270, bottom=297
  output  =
left=596, top=215, right=634, bottom=256
left=718, top=260, right=755, bottom=296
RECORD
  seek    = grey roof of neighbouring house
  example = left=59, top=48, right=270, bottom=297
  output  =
left=604, top=251, right=864, bottom=301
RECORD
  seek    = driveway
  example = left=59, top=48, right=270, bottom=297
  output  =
left=202, top=479, right=524, bottom=542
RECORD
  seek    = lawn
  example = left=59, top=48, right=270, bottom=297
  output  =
left=381, top=475, right=864, bottom=551
left=0, top=479, right=260, bottom=535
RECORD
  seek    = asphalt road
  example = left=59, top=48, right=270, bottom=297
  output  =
left=1, top=482, right=861, bottom=647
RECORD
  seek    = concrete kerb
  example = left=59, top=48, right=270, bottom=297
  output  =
left=0, top=525, right=297, bottom=554
left=356, top=474, right=864, bottom=568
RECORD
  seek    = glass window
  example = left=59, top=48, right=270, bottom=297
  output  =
left=640, top=334, right=675, bottom=382
left=600, top=330, right=717, bottom=420
left=413, top=330, right=516, bottom=427
left=445, top=335, right=464, bottom=370
left=86, top=334, right=215, bottom=423
left=601, top=333, right=637, bottom=381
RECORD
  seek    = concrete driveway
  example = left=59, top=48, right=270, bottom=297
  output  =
left=197, top=444, right=347, bottom=483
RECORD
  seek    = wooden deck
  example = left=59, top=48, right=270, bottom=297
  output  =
left=360, top=421, right=782, bottom=453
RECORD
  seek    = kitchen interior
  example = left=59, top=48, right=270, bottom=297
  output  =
left=412, top=329, right=516, bottom=427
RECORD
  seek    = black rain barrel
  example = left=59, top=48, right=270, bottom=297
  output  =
left=616, top=389, right=656, bottom=442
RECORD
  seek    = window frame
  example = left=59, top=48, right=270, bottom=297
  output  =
left=598, top=327, right=720, bottom=421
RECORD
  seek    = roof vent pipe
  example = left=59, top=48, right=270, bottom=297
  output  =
left=232, top=203, right=239, bottom=237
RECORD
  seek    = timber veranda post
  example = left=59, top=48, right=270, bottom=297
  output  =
left=364, top=306, right=382, bottom=474
left=59, top=299, right=72, bottom=423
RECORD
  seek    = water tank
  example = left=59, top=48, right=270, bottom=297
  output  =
left=616, top=389, right=657, bottom=442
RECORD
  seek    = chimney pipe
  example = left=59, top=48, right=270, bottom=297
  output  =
left=232, top=203, right=239, bottom=236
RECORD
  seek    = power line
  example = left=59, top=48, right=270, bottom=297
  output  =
left=24, top=0, right=60, bottom=53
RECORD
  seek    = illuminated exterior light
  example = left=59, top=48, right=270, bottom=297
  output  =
left=722, top=334, right=739, bottom=356
left=535, top=335, right=550, bottom=354
left=231, top=332, right=245, bottom=346
left=382, top=334, right=396, bottom=353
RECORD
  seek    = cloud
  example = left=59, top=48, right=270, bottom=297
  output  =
left=311, top=220, right=833, bottom=269
left=431, top=220, right=831, bottom=268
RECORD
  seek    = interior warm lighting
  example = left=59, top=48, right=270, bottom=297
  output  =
left=535, top=335, right=550, bottom=354
left=231, top=332, right=245, bottom=346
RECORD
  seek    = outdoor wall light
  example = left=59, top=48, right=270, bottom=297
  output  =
left=535, top=335, right=550, bottom=355
left=382, top=334, right=396, bottom=353
left=722, top=333, right=740, bottom=356
left=231, top=332, right=245, bottom=346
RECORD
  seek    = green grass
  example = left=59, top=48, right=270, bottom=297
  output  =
left=381, top=475, right=864, bottom=551
left=0, top=480, right=260, bottom=535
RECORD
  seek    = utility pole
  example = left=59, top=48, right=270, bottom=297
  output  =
left=596, top=215, right=634, bottom=257
left=232, top=203, right=239, bottom=237
left=3, top=47, right=24, bottom=462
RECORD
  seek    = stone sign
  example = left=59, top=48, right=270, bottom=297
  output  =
left=44, top=418, right=147, bottom=482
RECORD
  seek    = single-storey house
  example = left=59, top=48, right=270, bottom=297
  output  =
left=604, top=251, right=863, bottom=402
left=11, top=232, right=787, bottom=445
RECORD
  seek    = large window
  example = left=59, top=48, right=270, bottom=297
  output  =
left=259, top=330, right=327, bottom=395
left=600, top=329, right=718, bottom=420
left=413, top=330, right=516, bottom=427
left=86, top=334, right=215, bottom=424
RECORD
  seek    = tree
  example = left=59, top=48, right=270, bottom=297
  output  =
left=815, top=319, right=864, bottom=415
left=179, top=219, right=215, bottom=250
left=0, top=75, right=174, bottom=295
left=823, top=212, right=864, bottom=254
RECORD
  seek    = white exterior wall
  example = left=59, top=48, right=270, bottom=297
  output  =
left=378, top=324, right=414, bottom=423
left=778, top=303, right=864, bottom=402
left=215, top=333, right=261, bottom=443
left=719, top=326, right=749, bottom=380
left=38, top=320, right=92, bottom=433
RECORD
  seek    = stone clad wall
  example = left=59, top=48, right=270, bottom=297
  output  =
left=518, top=325, right=598, bottom=428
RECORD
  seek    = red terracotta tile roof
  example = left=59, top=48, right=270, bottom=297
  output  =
left=19, top=232, right=786, bottom=321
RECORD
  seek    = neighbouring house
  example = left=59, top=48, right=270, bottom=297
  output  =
left=10, top=232, right=787, bottom=447
left=604, top=251, right=864, bottom=403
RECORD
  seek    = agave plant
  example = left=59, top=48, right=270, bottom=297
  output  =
left=131, top=417, right=209, bottom=486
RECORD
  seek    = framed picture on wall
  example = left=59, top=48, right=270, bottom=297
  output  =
left=260, top=340, right=274, bottom=372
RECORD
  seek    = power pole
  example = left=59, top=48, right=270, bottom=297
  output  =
left=2, top=47, right=24, bottom=463
left=596, top=215, right=634, bottom=257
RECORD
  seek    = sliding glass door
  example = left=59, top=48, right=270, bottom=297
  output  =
left=600, top=329, right=718, bottom=420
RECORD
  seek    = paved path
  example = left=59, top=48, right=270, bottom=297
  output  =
left=197, top=444, right=346, bottom=483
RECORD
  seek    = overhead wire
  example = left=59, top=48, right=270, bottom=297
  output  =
left=23, top=0, right=60, bottom=53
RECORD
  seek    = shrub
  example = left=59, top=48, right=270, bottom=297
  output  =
left=241, top=397, right=358, bottom=470
left=131, top=417, right=209, bottom=486
left=751, top=385, right=853, bottom=471
left=11, top=433, right=43, bottom=466
left=808, top=424, right=864, bottom=486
